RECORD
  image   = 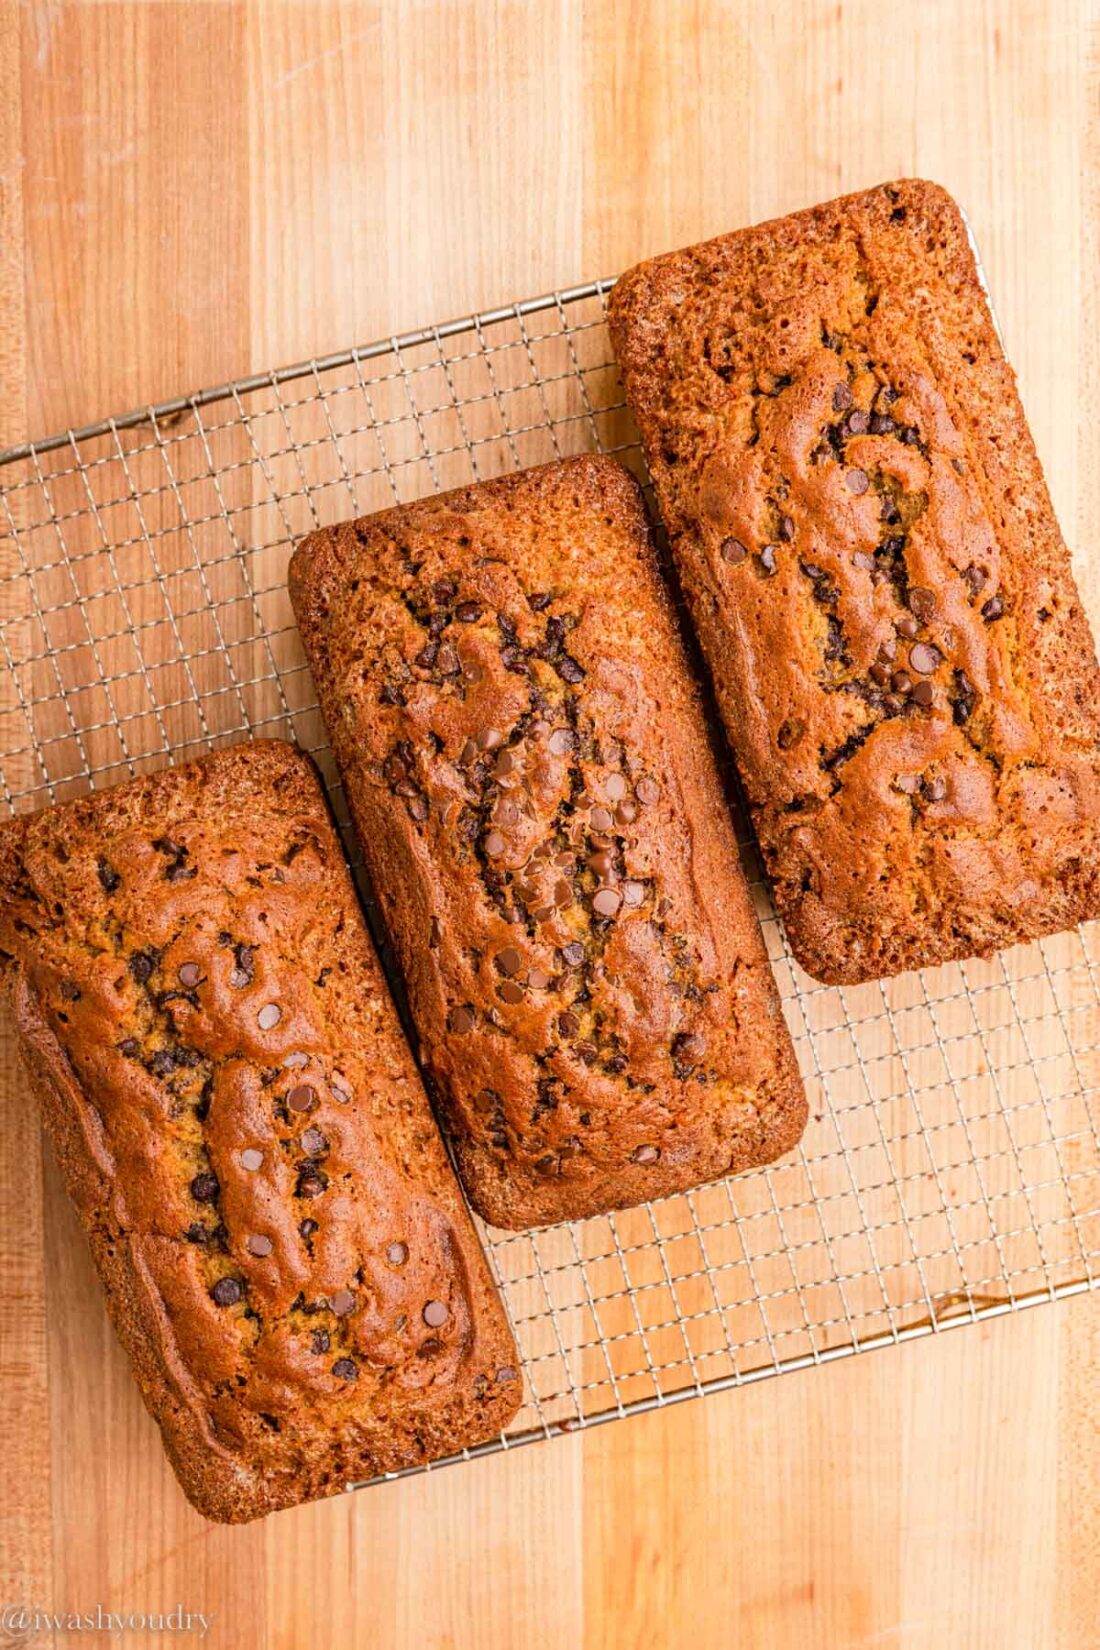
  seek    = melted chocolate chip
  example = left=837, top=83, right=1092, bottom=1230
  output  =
left=97, top=858, right=121, bottom=893
left=310, top=1328, right=330, bottom=1354
left=190, top=1171, right=219, bottom=1203
left=981, top=594, right=1005, bottom=622
left=211, top=1276, right=243, bottom=1307
left=449, top=1005, right=475, bottom=1034
left=332, top=1357, right=358, bottom=1381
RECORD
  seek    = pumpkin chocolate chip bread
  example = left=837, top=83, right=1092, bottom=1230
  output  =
left=289, top=456, right=806, bottom=1229
left=609, top=180, right=1100, bottom=983
left=0, top=741, right=520, bottom=1522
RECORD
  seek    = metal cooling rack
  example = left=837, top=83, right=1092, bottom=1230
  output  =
left=2, top=276, right=1099, bottom=1492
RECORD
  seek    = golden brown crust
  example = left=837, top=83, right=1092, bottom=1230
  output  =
left=290, top=456, right=806, bottom=1227
left=0, top=741, right=520, bottom=1522
left=609, top=180, right=1100, bottom=982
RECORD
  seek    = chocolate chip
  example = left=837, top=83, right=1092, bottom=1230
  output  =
left=910, top=681, right=934, bottom=706
left=191, top=1172, right=219, bottom=1203
left=832, top=383, right=852, bottom=410
left=432, top=578, right=456, bottom=604
left=554, top=878, right=573, bottom=907
left=166, top=860, right=197, bottom=883
left=981, top=594, right=1005, bottom=621
left=406, top=793, right=429, bottom=822
left=778, top=515, right=795, bottom=541
left=869, top=663, right=890, bottom=687
left=97, top=858, right=121, bottom=893
left=211, top=1277, right=242, bottom=1307
left=964, top=564, right=987, bottom=596
left=907, top=587, right=936, bottom=622
left=845, top=468, right=869, bottom=494
left=895, top=613, right=919, bottom=640
left=777, top=718, right=804, bottom=749
left=632, top=1144, right=660, bottom=1164
left=895, top=774, right=922, bottom=794
left=423, top=1299, right=449, bottom=1328
left=555, top=654, right=585, bottom=684
left=870, top=414, right=896, bottom=434
left=528, top=968, right=551, bottom=989
left=603, top=773, right=628, bottom=802
left=846, top=410, right=869, bottom=436
left=241, top=1148, right=264, bottom=1172
left=178, top=962, right=201, bottom=988
left=558, top=1012, right=579, bottom=1038
left=852, top=551, right=876, bottom=571
left=496, top=1365, right=518, bottom=1383
left=149, top=1049, right=178, bottom=1077
left=757, top=545, right=778, bottom=575
left=589, top=806, right=614, bottom=832
left=909, top=642, right=941, bottom=675
left=59, top=979, right=81, bottom=1002
left=118, top=1038, right=139, bottom=1057
left=922, top=775, right=948, bottom=802
left=455, top=601, right=482, bottom=622
left=129, top=951, right=155, bottom=985
left=622, top=880, right=646, bottom=907
left=636, top=776, right=660, bottom=805
left=310, top=1328, right=330, bottom=1354
left=498, top=980, right=524, bottom=1004
left=437, top=643, right=461, bottom=675
left=561, top=942, right=585, bottom=967
left=484, top=831, right=506, bottom=858
left=331, top=1288, right=356, bottom=1316
left=496, top=947, right=522, bottom=977
left=592, top=887, right=622, bottom=918
left=891, top=670, right=912, bottom=695
left=448, top=1005, right=475, bottom=1034
left=387, top=1241, right=408, bottom=1266
left=548, top=728, right=573, bottom=755
left=247, top=1234, right=273, bottom=1257
left=330, top=1077, right=352, bottom=1104
left=299, top=1219, right=318, bottom=1240
left=478, top=727, right=503, bottom=751
left=883, top=693, right=905, bottom=714
left=720, top=537, right=748, bottom=565
left=332, top=1357, right=358, bottom=1381
left=674, top=1030, right=707, bottom=1061
left=300, top=1126, right=327, bottom=1155
left=297, top=1170, right=327, bottom=1199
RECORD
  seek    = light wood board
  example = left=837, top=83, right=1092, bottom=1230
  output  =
left=0, top=3, right=1097, bottom=1646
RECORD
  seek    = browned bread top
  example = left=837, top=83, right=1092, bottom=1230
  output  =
left=0, top=741, right=519, bottom=1521
left=609, top=180, right=1100, bottom=982
left=290, top=456, right=806, bottom=1228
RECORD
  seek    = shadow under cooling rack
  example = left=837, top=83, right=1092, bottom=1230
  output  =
left=1, top=278, right=1098, bottom=1492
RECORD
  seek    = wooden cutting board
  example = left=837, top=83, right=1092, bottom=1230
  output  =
left=1, top=3, right=1097, bottom=1646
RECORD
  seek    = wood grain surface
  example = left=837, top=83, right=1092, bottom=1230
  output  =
left=1, top=2, right=1099, bottom=1647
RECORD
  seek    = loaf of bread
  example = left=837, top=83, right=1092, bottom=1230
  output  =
left=0, top=742, right=520, bottom=1522
left=608, top=180, right=1100, bottom=983
left=289, top=456, right=806, bottom=1229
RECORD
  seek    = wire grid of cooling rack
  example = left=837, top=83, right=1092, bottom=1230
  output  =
left=2, top=279, right=1099, bottom=1489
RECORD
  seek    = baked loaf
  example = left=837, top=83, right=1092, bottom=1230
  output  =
left=289, top=456, right=806, bottom=1229
left=0, top=741, right=520, bottom=1522
left=608, top=180, right=1100, bottom=983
